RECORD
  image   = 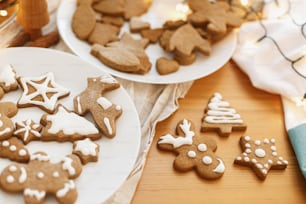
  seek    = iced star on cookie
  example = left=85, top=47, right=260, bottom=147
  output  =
left=234, top=135, right=288, bottom=180
left=73, top=138, right=100, bottom=164
left=17, top=72, right=70, bottom=113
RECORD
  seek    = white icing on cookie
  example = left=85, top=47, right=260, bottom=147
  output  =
left=46, top=106, right=99, bottom=135
left=74, top=138, right=98, bottom=156
left=205, top=93, right=244, bottom=124
left=62, top=157, right=75, bottom=176
left=0, top=64, right=16, bottom=87
left=103, top=117, right=112, bottom=135
left=24, top=188, right=46, bottom=201
left=56, top=180, right=75, bottom=198
left=97, top=97, right=112, bottom=110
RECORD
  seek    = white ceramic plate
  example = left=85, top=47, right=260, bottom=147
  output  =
left=0, top=47, right=141, bottom=204
left=57, top=0, right=237, bottom=84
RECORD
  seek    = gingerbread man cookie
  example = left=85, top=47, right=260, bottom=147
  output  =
left=234, top=136, right=288, bottom=180
left=17, top=72, right=70, bottom=113
left=0, top=152, right=83, bottom=204
left=73, top=75, right=122, bottom=138
left=157, top=119, right=225, bottom=180
left=0, top=101, right=18, bottom=140
left=201, top=92, right=247, bottom=136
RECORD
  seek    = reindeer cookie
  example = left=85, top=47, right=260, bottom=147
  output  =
left=157, top=119, right=225, bottom=180
left=73, top=75, right=122, bottom=138
left=0, top=152, right=82, bottom=204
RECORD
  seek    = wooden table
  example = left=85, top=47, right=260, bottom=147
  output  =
left=132, top=60, right=306, bottom=204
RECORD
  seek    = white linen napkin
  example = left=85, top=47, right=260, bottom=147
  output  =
left=233, top=0, right=306, bottom=179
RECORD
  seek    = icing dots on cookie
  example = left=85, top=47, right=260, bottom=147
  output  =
left=157, top=119, right=225, bottom=180
left=234, top=135, right=288, bottom=180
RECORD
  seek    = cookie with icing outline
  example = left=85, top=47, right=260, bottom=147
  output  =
left=17, top=72, right=70, bottom=114
left=234, top=135, right=288, bottom=180
left=201, top=92, right=247, bottom=137
left=0, top=151, right=82, bottom=204
left=157, top=119, right=225, bottom=180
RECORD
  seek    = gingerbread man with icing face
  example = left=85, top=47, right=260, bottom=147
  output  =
left=73, top=75, right=122, bottom=138
left=157, top=119, right=225, bottom=180
left=0, top=152, right=82, bottom=204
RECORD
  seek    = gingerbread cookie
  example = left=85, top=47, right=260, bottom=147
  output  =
left=0, top=101, right=18, bottom=140
left=124, top=0, right=152, bottom=20
left=91, top=33, right=151, bottom=74
left=73, top=138, right=100, bottom=165
left=17, top=72, right=70, bottom=113
left=156, top=57, right=179, bottom=75
left=0, top=64, right=18, bottom=99
left=73, top=75, right=122, bottom=138
left=0, top=137, right=30, bottom=163
left=93, top=0, right=125, bottom=16
left=168, top=23, right=211, bottom=56
left=40, top=104, right=101, bottom=142
left=201, top=92, right=247, bottom=136
left=129, top=17, right=150, bottom=33
left=88, top=22, right=120, bottom=45
left=157, top=119, right=225, bottom=180
left=140, top=28, right=164, bottom=44
left=187, top=0, right=242, bottom=34
left=234, top=136, right=288, bottom=180
left=14, top=119, right=43, bottom=144
left=0, top=152, right=82, bottom=204
left=72, top=0, right=96, bottom=40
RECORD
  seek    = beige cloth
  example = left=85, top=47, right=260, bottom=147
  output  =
left=0, top=9, right=193, bottom=204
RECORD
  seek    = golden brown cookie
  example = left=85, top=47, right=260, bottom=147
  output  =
left=140, top=28, right=164, bottom=43
left=156, top=57, right=179, bottom=75
left=14, top=119, right=43, bottom=144
left=73, top=138, right=100, bottom=165
left=0, top=64, right=18, bottom=99
left=124, top=0, right=152, bottom=20
left=40, top=104, right=101, bottom=142
left=0, top=102, right=18, bottom=141
left=72, top=0, right=96, bottom=40
left=201, top=92, right=247, bottom=136
left=0, top=137, right=30, bottom=163
left=234, top=136, right=288, bottom=180
left=17, top=72, right=70, bottom=114
left=88, top=22, right=120, bottom=45
left=93, top=0, right=125, bottom=16
left=129, top=17, right=150, bottom=33
left=91, top=33, right=151, bottom=74
left=0, top=152, right=82, bottom=204
left=73, top=75, right=122, bottom=138
left=157, top=119, right=225, bottom=180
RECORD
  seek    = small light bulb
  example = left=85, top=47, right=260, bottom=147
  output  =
left=0, top=10, right=8, bottom=17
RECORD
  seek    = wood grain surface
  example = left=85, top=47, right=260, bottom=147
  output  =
left=132, top=60, right=306, bottom=204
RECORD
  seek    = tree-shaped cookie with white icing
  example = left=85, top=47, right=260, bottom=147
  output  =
left=157, top=119, right=225, bottom=180
left=201, top=92, right=247, bottom=137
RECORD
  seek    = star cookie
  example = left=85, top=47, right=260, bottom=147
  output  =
left=17, top=72, right=70, bottom=113
left=234, top=135, right=288, bottom=180
left=14, top=119, right=43, bottom=144
left=73, top=138, right=100, bottom=165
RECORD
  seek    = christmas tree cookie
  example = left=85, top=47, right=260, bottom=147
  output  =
left=201, top=92, right=247, bottom=136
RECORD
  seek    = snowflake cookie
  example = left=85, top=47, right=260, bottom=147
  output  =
left=0, top=152, right=83, bottom=204
left=201, top=92, right=247, bottom=136
left=14, top=119, right=43, bottom=144
left=157, top=119, right=225, bottom=180
left=17, top=72, right=70, bottom=113
left=234, top=135, right=288, bottom=180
